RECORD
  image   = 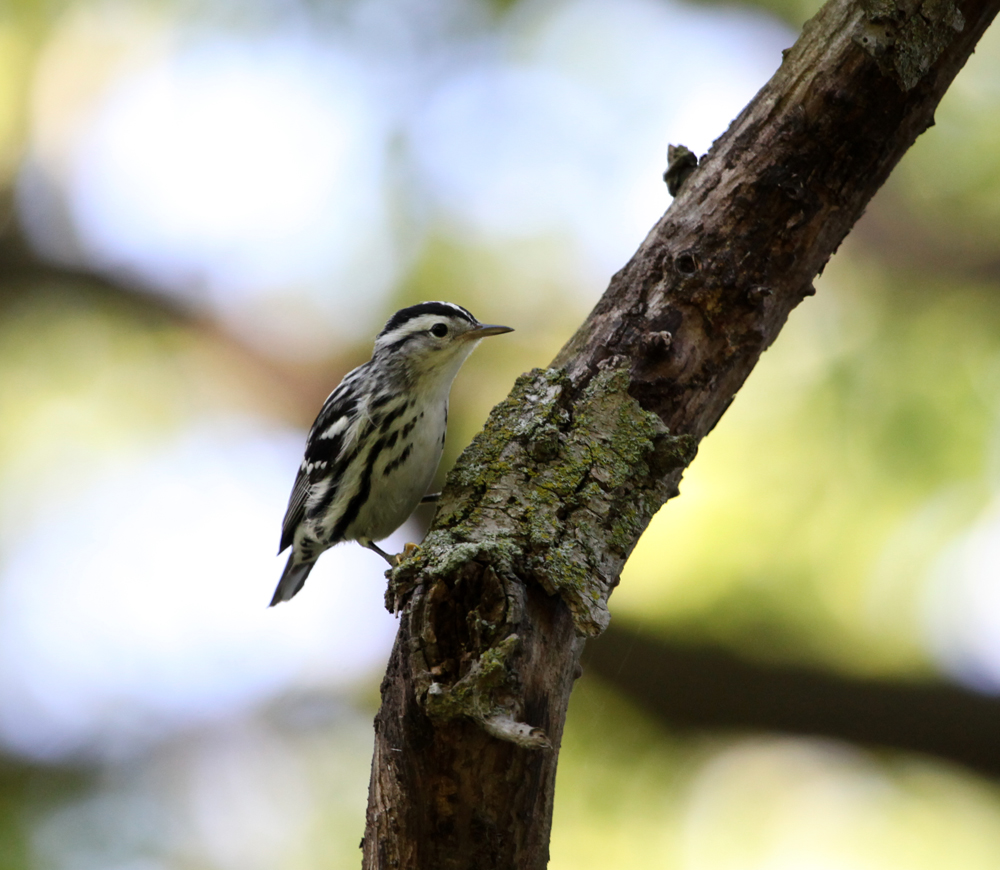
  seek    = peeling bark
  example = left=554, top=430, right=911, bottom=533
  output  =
left=362, top=0, right=1000, bottom=866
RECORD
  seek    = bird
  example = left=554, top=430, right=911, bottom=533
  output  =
left=270, top=301, right=513, bottom=606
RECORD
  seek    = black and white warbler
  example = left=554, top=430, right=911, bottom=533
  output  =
left=271, top=301, right=513, bottom=605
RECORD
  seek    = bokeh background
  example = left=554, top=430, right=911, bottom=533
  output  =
left=3, top=0, right=1000, bottom=867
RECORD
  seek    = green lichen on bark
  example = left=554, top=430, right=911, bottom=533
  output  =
left=423, top=633, right=521, bottom=721
left=394, top=363, right=697, bottom=637
left=387, top=363, right=696, bottom=741
left=856, top=0, right=965, bottom=90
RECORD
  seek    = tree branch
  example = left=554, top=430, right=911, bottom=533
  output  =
left=585, top=623, right=1000, bottom=778
left=362, top=0, right=1000, bottom=866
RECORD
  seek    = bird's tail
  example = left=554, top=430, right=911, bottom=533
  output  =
left=270, top=553, right=316, bottom=606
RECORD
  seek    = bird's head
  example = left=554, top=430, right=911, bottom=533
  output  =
left=373, top=301, right=513, bottom=385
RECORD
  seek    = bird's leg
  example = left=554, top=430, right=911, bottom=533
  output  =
left=364, top=539, right=422, bottom=567
left=363, top=540, right=398, bottom=567
left=420, top=492, right=440, bottom=504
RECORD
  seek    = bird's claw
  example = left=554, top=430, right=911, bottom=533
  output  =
left=394, top=542, right=421, bottom=565
left=385, top=545, right=423, bottom=613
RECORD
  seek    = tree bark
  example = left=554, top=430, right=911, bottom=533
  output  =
left=362, top=0, right=1000, bottom=866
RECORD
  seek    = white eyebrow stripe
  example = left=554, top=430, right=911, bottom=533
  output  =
left=376, top=314, right=451, bottom=348
left=439, top=301, right=473, bottom=318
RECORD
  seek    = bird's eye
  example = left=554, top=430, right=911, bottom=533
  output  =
left=430, top=323, right=449, bottom=338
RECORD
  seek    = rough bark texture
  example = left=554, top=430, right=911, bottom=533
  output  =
left=362, top=0, right=1000, bottom=866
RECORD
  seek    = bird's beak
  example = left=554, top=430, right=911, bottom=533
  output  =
left=466, top=323, right=514, bottom=339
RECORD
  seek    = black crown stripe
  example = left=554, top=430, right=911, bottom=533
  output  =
left=379, top=301, right=476, bottom=336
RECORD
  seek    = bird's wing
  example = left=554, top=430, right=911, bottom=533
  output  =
left=278, top=464, right=311, bottom=554
left=278, top=370, right=366, bottom=553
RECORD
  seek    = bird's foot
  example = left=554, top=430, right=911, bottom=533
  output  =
left=395, top=542, right=421, bottom=565
left=384, top=545, right=423, bottom=614
left=363, top=539, right=422, bottom=568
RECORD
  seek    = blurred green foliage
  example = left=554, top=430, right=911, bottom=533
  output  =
left=553, top=676, right=1000, bottom=869
left=893, top=21, right=1000, bottom=262
left=0, top=761, right=92, bottom=870
left=610, top=16, right=1000, bottom=678
left=617, top=251, right=1000, bottom=675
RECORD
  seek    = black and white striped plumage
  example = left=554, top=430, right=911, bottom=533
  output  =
left=271, top=301, right=513, bottom=605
